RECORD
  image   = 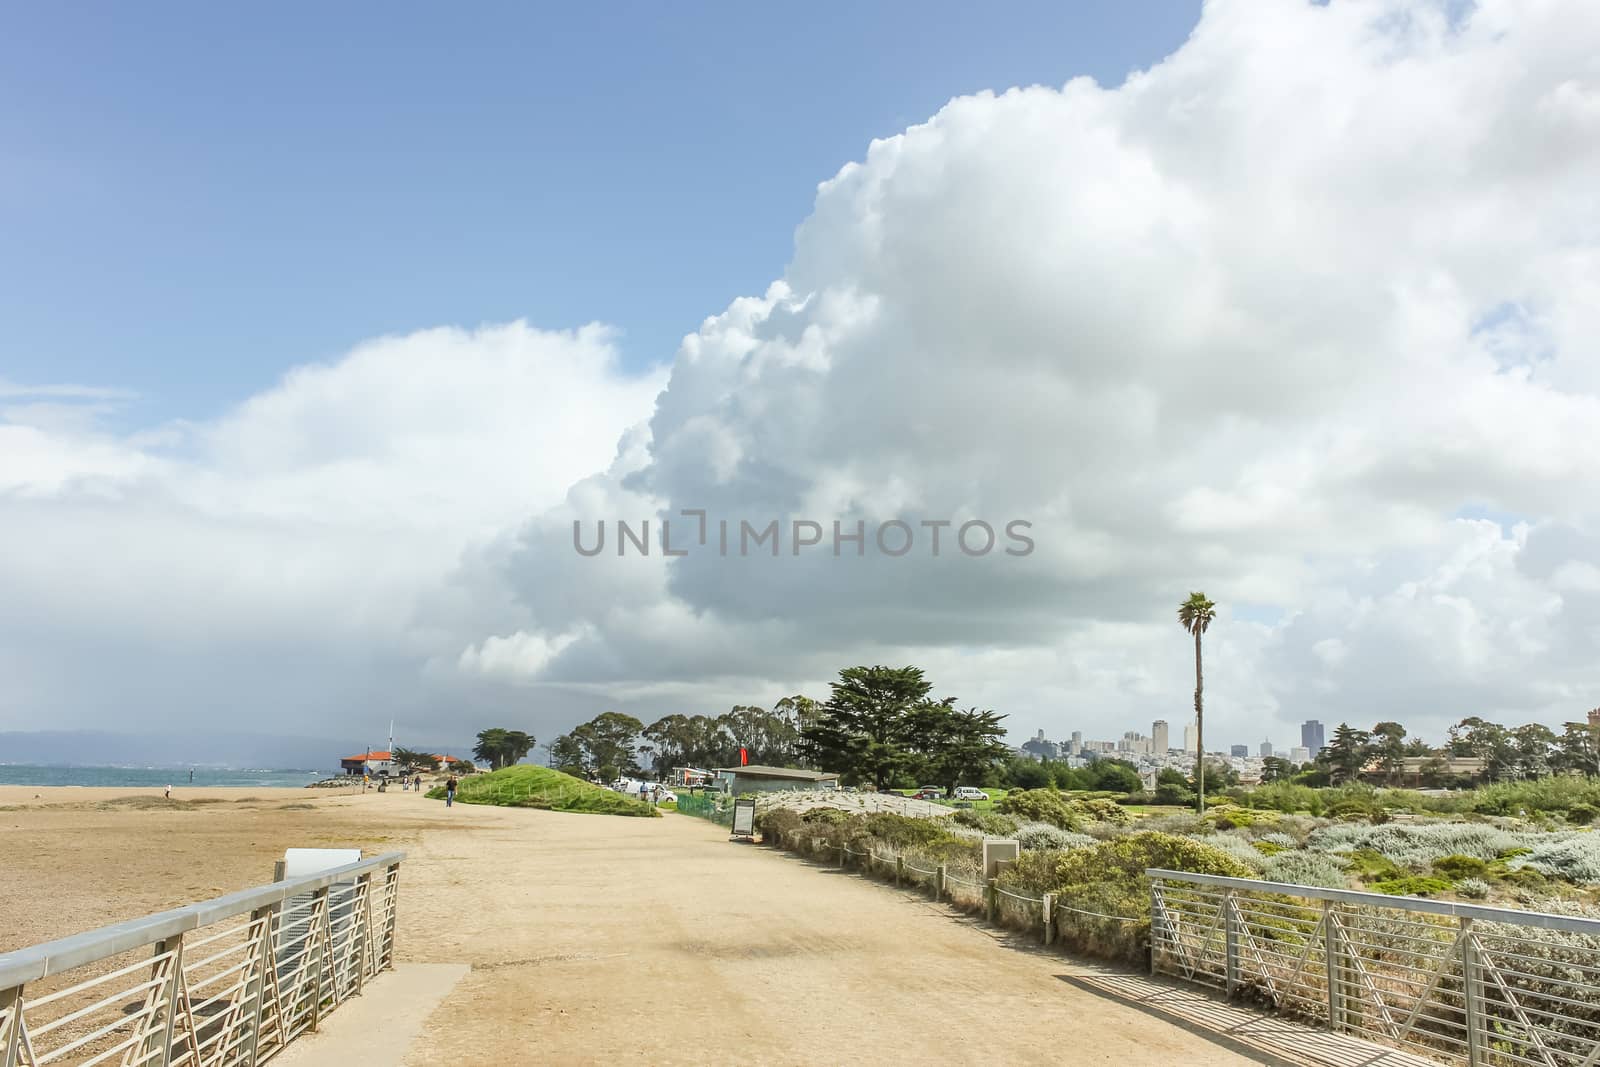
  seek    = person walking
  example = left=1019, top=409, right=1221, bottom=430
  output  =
left=445, top=775, right=458, bottom=807
left=164, top=784, right=172, bottom=800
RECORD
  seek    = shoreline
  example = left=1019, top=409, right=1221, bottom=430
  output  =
left=0, top=783, right=369, bottom=804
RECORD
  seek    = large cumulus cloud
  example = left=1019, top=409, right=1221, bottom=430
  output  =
left=469, top=0, right=1600, bottom=744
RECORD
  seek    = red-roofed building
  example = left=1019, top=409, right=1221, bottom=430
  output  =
left=339, top=751, right=397, bottom=776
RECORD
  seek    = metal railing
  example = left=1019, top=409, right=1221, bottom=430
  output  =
left=1149, top=869, right=1600, bottom=1067
left=0, top=852, right=404, bottom=1067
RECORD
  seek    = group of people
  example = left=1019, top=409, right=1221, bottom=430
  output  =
left=635, top=781, right=665, bottom=805
left=361, top=773, right=427, bottom=793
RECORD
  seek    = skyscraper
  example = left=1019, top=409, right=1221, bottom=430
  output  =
left=1260, top=739, right=1273, bottom=757
left=1301, top=720, right=1326, bottom=754
left=1230, top=744, right=1248, bottom=757
left=1183, top=722, right=1198, bottom=754
left=1152, top=720, right=1169, bottom=754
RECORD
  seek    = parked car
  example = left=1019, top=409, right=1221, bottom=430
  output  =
left=912, top=790, right=942, bottom=802
left=953, top=786, right=989, bottom=801
left=916, top=785, right=947, bottom=798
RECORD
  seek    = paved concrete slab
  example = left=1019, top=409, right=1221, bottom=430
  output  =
left=273, top=962, right=469, bottom=1065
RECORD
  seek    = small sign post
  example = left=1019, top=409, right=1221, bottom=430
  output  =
left=731, top=797, right=757, bottom=840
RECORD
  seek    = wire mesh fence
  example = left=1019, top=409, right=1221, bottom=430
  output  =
left=674, top=792, right=734, bottom=826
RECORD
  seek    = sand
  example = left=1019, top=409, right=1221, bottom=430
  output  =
left=0, top=786, right=1265, bottom=1065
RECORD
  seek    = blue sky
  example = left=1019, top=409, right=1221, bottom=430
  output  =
left=1, top=1, right=1200, bottom=425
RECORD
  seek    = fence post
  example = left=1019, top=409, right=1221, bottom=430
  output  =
left=1042, top=893, right=1055, bottom=946
left=896, top=856, right=904, bottom=886
left=152, top=933, right=184, bottom=1066
left=937, top=864, right=947, bottom=899
left=1462, top=918, right=1482, bottom=1067
left=243, top=905, right=274, bottom=1067
left=1149, top=881, right=1161, bottom=976
left=838, top=844, right=846, bottom=870
left=1323, top=901, right=1341, bottom=1031
left=2, top=984, right=23, bottom=1067
left=310, top=887, right=330, bottom=1031
left=986, top=878, right=998, bottom=924
left=1224, top=889, right=1239, bottom=997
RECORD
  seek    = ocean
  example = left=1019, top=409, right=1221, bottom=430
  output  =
left=0, top=764, right=326, bottom=788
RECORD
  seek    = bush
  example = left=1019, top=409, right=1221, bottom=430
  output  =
left=1369, top=875, right=1453, bottom=897
left=1432, top=854, right=1489, bottom=880
left=1567, top=803, right=1599, bottom=826
left=1199, top=832, right=1268, bottom=872
left=1260, top=850, right=1351, bottom=889
left=1310, top=822, right=1532, bottom=868
left=1455, top=877, right=1491, bottom=899
left=998, top=832, right=1255, bottom=962
left=1152, top=783, right=1195, bottom=807
left=1256, top=831, right=1298, bottom=850
left=949, top=809, right=1021, bottom=836
left=1016, top=822, right=1095, bottom=852
left=1508, top=833, right=1600, bottom=885
left=996, top=789, right=1079, bottom=830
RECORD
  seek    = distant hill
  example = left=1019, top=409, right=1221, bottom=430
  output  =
left=0, top=730, right=476, bottom=772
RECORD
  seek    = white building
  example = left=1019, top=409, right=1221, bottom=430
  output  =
left=1151, top=720, right=1170, bottom=754
left=1183, top=722, right=1198, bottom=754
left=1291, top=746, right=1312, bottom=764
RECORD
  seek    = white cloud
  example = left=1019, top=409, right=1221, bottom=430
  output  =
left=7, top=0, right=1600, bottom=749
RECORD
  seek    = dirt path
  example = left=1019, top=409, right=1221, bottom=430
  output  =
left=392, top=796, right=1267, bottom=1066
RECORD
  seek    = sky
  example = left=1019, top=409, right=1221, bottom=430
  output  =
left=4, top=0, right=1600, bottom=758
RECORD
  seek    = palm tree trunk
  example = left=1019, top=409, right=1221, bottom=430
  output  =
left=1194, top=628, right=1205, bottom=815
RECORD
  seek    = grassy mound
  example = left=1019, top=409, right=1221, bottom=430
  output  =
left=426, top=765, right=660, bottom=818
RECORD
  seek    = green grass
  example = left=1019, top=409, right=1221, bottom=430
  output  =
left=426, top=765, right=660, bottom=818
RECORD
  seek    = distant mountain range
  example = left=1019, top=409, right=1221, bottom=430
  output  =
left=0, top=730, right=479, bottom=771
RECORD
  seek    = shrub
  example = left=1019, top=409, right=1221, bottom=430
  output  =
left=1567, top=803, right=1599, bottom=826
left=1369, top=875, right=1453, bottom=897
left=1455, top=877, right=1491, bottom=899
left=1433, top=854, right=1489, bottom=880
left=1310, top=822, right=1531, bottom=868
left=1256, top=832, right=1298, bottom=850
left=997, top=832, right=1254, bottom=962
left=998, top=789, right=1134, bottom=830
left=1152, top=783, right=1195, bottom=807
left=1252, top=840, right=1287, bottom=856
left=949, top=809, right=1021, bottom=836
left=1260, top=850, right=1352, bottom=889
left=1508, top=834, right=1600, bottom=885
left=1198, top=832, right=1268, bottom=872
left=1016, top=822, right=1094, bottom=852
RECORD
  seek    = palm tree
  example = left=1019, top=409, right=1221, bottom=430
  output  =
left=1177, top=592, right=1217, bottom=814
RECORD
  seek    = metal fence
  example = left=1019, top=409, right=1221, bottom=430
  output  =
left=674, top=792, right=733, bottom=826
left=0, top=852, right=404, bottom=1067
left=1149, top=868, right=1600, bottom=1067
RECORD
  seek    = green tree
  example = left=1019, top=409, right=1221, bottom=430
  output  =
left=800, top=666, right=932, bottom=789
left=1513, top=723, right=1557, bottom=780
left=472, top=728, right=536, bottom=771
left=391, top=747, right=441, bottom=771
left=1371, top=722, right=1407, bottom=784
left=570, top=712, right=645, bottom=781
left=1090, top=759, right=1142, bottom=794
left=548, top=733, right=587, bottom=776
left=1177, top=592, right=1217, bottom=813
left=1448, top=717, right=1516, bottom=783
left=1260, top=756, right=1294, bottom=783
left=908, top=701, right=1010, bottom=794
left=1556, top=718, right=1600, bottom=778
left=1323, top=723, right=1371, bottom=785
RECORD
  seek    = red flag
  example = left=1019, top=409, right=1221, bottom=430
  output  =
left=739, top=747, right=748, bottom=766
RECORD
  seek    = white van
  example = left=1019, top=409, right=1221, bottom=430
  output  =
left=953, top=786, right=989, bottom=801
